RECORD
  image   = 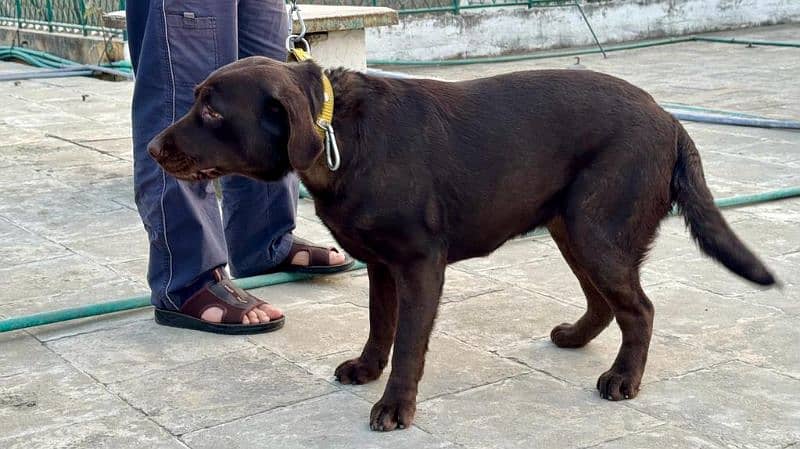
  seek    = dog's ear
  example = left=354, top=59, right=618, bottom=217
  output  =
left=278, top=62, right=325, bottom=172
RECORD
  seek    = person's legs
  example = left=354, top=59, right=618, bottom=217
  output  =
left=222, top=0, right=345, bottom=278
left=129, top=0, right=236, bottom=310
left=129, top=0, right=277, bottom=323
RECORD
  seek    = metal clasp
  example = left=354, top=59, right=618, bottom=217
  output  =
left=286, top=0, right=310, bottom=55
left=317, top=119, right=340, bottom=171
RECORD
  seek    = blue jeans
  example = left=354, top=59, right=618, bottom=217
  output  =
left=127, top=0, right=297, bottom=310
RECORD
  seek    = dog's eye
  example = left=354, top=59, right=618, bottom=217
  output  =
left=265, top=99, right=283, bottom=115
left=201, top=104, right=223, bottom=127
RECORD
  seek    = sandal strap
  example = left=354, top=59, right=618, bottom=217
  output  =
left=179, top=273, right=265, bottom=324
left=288, top=236, right=338, bottom=267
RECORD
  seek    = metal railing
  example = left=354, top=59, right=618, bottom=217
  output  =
left=0, top=0, right=124, bottom=36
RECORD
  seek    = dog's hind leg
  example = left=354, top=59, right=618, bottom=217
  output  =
left=335, top=263, right=398, bottom=385
left=553, top=141, right=670, bottom=401
left=564, top=219, right=656, bottom=401
left=547, top=216, right=614, bottom=348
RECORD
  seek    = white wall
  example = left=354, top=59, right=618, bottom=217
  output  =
left=366, top=0, right=800, bottom=61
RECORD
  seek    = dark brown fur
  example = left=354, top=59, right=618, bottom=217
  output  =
left=148, top=57, right=776, bottom=431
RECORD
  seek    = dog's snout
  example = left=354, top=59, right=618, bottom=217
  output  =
left=147, top=135, right=168, bottom=161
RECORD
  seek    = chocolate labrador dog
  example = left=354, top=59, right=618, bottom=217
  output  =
left=148, top=57, right=775, bottom=431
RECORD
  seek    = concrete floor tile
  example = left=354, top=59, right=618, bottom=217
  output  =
left=701, top=151, right=800, bottom=191
left=738, top=200, right=800, bottom=225
left=415, top=372, right=662, bottom=449
left=67, top=229, right=149, bottom=265
left=0, top=332, right=62, bottom=377
left=0, top=218, right=72, bottom=267
left=300, top=333, right=530, bottom=403
left=478, top=254, right=585, bottom=305
left=248, top=302, right=370, bottom=362
left=717, top=140, right=800, bottom=164
left=0, top=414, right=185, bottom=449
left=641, top=254, right=771, bottom=297
left=434, top=288, right=578, bottom=351
left=14, top=206, right=143, bottom=244
left=501, top=329, right=731, bottom=391
left=109, top=347, right=336, bottom=435
left=0, top=255, right=126, bottom=305
left=700, top=316, right=799, bottom=379
left=632, top=361, right=800, bottom=448
left=106, top=257, right=149, bottom=284
left=736, top=252, right=800, bottom=316
left=47, top=319, right=256, bottom=384
left=646, top=282, right=779, bottom=339
left=75, top=137, right=133, bottom=156
left=0, top=276, right=147, bottom=321
left=591, top=425, right=726, bottom=449
left=453, top=237, right=555, bottom=272
left=181, top=391, right=454, bottom=449
left=0, top=361, right=134, bottom=441
left=246, top=271, right=369, bottom=309
left=1, top=141, right=122, bottom=169
left=28, top=307, right=154, bottom=342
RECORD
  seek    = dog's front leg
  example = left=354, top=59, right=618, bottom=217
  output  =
left=370, top=253, right=446, bottom=431
left=335, top=263, right=397, bottom=384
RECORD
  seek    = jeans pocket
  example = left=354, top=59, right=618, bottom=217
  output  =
left=165, top=12, right=218, bottom=88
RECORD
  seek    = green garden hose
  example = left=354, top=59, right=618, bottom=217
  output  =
left=1, top=187, right=799, bottom=333
left=0, top=46, right=132, bottom=74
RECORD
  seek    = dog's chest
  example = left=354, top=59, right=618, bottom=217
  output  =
left=314, top=197, right=433, bottom=265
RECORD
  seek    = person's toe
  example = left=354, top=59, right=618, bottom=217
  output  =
left=246, top=309, right=260, bottom=324
left=258, top=303, right=283, bottom=320
left=253, top=307, right=270, bottom=323
left=329, top=250, right=346, bottom=265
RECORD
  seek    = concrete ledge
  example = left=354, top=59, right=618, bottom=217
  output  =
left=102, top=5, right=398, bottom=71
left=0, top=26, right=124, bottom=64
left=101, top=5, right=398, bottom=33
left=289, top=5, right=398, bottom=33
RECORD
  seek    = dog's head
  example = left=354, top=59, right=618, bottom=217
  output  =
left=147, top=57, right=325, bottom=182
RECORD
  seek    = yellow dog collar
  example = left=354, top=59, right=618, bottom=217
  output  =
left=287, top=47, right=339, bottom=170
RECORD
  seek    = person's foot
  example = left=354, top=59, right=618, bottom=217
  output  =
left=200, top=301, right=282, bottom=324
left=289, top=245, right=347, bottom=267
left=199, top=269, right=282, bottom=325
left=200, top=239, right=349, bottom=325
left=154, top=268, right=285, bottom=334
left=265, top=237, right=355, bottom=275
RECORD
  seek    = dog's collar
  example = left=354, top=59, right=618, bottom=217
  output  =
left=288, top=47, right=340, bottom=171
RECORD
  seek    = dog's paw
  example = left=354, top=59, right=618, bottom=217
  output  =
left=370, top=397, right=416, bottom=431
left=550, top=323, right=590, bottom=348
left=334, top=357, right=383, bottom=385
left=596, top=369, right=641, bottom=401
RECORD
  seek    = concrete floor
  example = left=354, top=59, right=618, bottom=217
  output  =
left=0, top=24, right=798, bottom=449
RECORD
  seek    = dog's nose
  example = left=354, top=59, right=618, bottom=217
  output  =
left=147, top=137, right=166, bottom=161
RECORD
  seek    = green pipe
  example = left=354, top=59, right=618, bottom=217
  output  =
left=367, top=35, right=799, bottom=67
left=1, top=188, right=799, bottom=333
left=714, top=187, right=800, bottom=208
left=693, top=36, right=800, bottom=48
left=0, top=262, right=365, bottom=333
left=1, top=46, right=133, bottom=75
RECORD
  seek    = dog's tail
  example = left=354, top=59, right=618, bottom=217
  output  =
left=670, top=124, right=776, bottom=286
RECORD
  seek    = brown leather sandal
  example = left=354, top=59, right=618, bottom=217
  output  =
left=266, top=236, right=355, bottom=275
left=154, top=269, right=285, bottom=335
